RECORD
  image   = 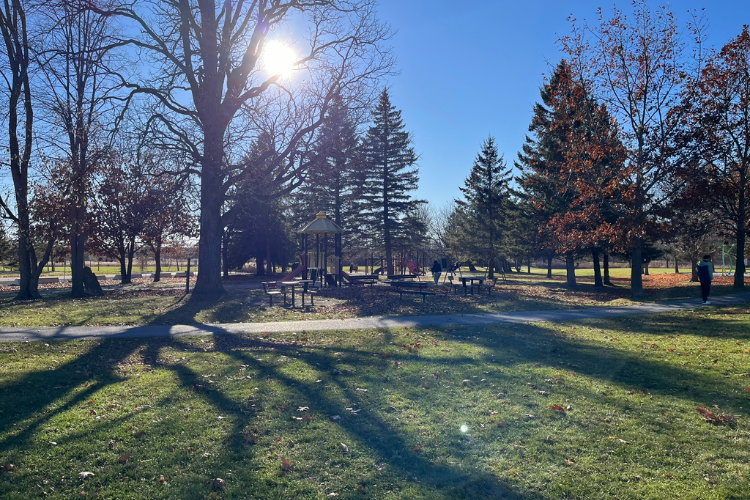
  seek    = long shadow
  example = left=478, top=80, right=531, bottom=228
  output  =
left=0, top=335, right=144, bottom=449
left=206, top=331, right=535, bottom=499
left=577, top=309, right=750, bottom=341
left=444, top=320, right=750, bottom=414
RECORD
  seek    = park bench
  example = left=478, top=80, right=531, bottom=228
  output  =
left=446, top=275, right=463, bottom=294
left=346, top=274, right=379, bottom=286
left=261, top=281, right=286, bottom=306
left=476, top=278, right=496, bottom=295
left=387, top=274, right=419, bottom=280
left=302, top=287, right=318, bottom=306
left=394, top=288, right=436, bottom=302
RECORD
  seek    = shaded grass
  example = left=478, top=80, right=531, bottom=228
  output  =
left=2, top=307, right=750, bottom=498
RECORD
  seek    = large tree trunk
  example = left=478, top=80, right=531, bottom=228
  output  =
left=630, top=239, right=644, bottom=299
left=15, top=219, right=40, bottom=300
left=193, top=126, right=226, bottom=296
left=547, top=255, right=553, bottom=278
left=592, top=247, right=603, bottom=287
left=565, top=254, right=576, bottom=288
left=222, top=229, right=230, bottom=278
left=153, top=239, right=162, bottom=282
left=604, top=252, right=612, bottom=286
left=126, top=240, right=136, bottom=284
left=118, top=255, right=128, bottom=284
left=674, top=258, right=679, bottom=274
left=70, top=200, right=86, bottom=298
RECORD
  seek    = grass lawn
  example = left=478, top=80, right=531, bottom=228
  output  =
left=2, top=306, right=750, bottom=499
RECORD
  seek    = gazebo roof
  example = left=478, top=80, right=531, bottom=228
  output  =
left=299, top=212, right=343, bottom=234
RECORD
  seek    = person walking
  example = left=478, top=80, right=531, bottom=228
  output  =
left=697, top=255, right=714, bottom=305
left=430, top=260, right=442, bottom=285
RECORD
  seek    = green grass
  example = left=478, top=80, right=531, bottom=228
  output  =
left=2, top=307, right=750, bottom=499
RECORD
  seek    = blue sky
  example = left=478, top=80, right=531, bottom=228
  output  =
left=375, top=0, right=750, bottom=209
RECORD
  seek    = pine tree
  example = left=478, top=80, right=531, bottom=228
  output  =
left=358, top=89, right=423, bottom=275
left=455, top=137, right=512, bottom=278
left=516, top=60, right=626, bottom=287
left=296, top=98, right=362, bottom=259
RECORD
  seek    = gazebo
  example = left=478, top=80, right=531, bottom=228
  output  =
left=298, top=212, right=344, bottom=286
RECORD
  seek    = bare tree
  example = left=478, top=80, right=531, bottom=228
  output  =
left=559, top=1, right=705, bottom=299
left=35, top=0, right=121, bottom=297
left=93, top=0, right=393, bottom=295
left=0, top=0, right=58, bottom=299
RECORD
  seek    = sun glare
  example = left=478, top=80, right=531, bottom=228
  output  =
left=262, top=40, right=297, bottom=78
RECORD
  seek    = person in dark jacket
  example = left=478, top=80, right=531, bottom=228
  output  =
left=430, top=260, right=442, bottom=285
left=697, top=255, right=714, bottom=305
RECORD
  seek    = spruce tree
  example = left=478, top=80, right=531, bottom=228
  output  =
left=358, top=89, right=422, bottom=275
left=297, top=98, right=362, bottom=259
left=516, top=60, right=626, bottom=287
left=455, top=137, right=513, bottom=278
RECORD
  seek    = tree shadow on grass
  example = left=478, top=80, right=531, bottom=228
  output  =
left=0, top=336, right=144, bottom=451
left=447, top=319, right=750, bottom=414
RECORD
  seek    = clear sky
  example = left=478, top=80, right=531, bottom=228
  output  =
left=375, top=0, right=750, bottom=209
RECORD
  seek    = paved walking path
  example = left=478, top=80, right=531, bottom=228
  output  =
left=1, top=293, right=749, bottom=342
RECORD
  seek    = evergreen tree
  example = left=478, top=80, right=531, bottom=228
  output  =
left=455, top=137, right=512, bottom=278
left=358, top=89, right=423, bottom=275
left=516, top=60, right=626, bottom=287
left=295, top=98, right=362, bottom=260
left=225, top=133, right=295, bottom=275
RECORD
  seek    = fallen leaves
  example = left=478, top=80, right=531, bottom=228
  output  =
left=696, top=407, right=737, bottom=425
left=280, top=458, right=295, bottom=472
left=118, top=453, right=130, bottom=464
left=551, top=405, right=566, bottom=412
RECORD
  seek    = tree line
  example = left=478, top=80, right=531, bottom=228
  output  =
left=444, top=3, right=750, bottom=299
left=0, top=0, right=397, bottom=299
left=3, top=1, right=749, bottom=302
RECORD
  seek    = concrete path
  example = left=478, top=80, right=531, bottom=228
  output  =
left=1, top=293, right=749, bottom=342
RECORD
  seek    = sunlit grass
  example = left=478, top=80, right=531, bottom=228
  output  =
left=1, top=307, right=749, bottom=499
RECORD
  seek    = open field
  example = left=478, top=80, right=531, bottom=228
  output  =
left=2, top=307, right=750, bottom=499
left=0, top=272, right=746, bottom=328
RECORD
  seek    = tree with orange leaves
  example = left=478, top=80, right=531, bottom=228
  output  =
left=559, top=1, right=704, bottom=298
left=679, top=26, right=750, bottom=289
left=517, top=60, right=627, bottom=288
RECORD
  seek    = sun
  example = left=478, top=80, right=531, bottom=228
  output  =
left=262, top=40, right=297, bottom=78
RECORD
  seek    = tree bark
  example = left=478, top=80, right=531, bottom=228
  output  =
left=674, top=258, right=679, bottom=273
left=547, top=255, right=553, bottom=278
left=630, top=239, right=644, bottom=299
left=153, top=239, right=162, bottom=282
left=734, top=198, right=746, bottom=288
left=70, top=200, right=87, bottom=298
left=222, top=228, right=230, bottom=278
left=193, top=125, right=226, bottom=295
left=604, top=252, right=612, bottom=286
left=565, top=254, right=576, bottom=287
left=592, top=247, right=603, bottom=287
left=691, top=257, right=699, bottom=282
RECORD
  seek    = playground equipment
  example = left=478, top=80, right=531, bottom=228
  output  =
left=298, top=212, right=344, bottom=286
left=281, top=253, right=307, bottom=282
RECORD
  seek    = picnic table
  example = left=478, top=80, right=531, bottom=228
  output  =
left=387, top=279, right=436, bottom=302
left=458, top=275, right=485, bottom=296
